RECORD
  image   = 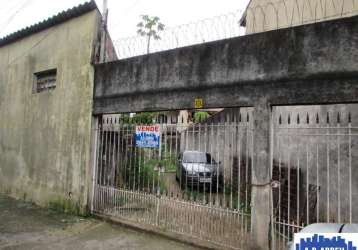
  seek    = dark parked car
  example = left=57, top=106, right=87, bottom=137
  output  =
left=176, top=151, right=221, bottom=190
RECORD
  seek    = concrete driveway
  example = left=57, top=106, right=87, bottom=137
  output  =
left=0, top=195, right=201, bottom=250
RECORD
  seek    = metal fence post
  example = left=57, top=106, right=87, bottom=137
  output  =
left=250, top=102, right=272, bottom=250
left=156, top=195, right=160, bottom=226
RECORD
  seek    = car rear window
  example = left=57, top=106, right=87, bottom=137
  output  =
left=183, top=152, right=207, bottom=163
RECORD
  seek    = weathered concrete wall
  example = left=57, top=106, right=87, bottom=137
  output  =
left=0, top=11, right=100, bottom=213
left=92, top=15, right=358, bottom=249
left=94, top=15, right=358, bottom=114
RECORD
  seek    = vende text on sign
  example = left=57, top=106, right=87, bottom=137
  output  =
left=135, top=125, right=160, bottom=148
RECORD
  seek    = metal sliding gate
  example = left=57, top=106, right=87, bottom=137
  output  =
left=271, top=105, right=358, bottom=249
left=91, top=108, right=253, bottom=249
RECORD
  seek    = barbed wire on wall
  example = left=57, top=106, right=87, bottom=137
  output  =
left=113, top=9, right=245, bottom=60
left=246, top=0, right=358, bottom=34
left=113, top=0, right=358, bottom=60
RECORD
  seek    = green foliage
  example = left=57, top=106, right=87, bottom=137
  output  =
left=137, top=15, right=165, bottom=53
left=120, top=112, right=158, bottom=124
left=48, top=198, right=82, bottom=216
left=159, top=143, right=177, bottom=172
left=183, top=190, right=204, bottom=201
left=139, top=159, right=166, bottom=193
left=161, top=158, right=177, bottom=172
left=131, top=112, right=159, bottom=124
left=193, top=111, right=210, bottom=123
left=120, top=114, right=131, bottom=124
left=231, top=193, right=251, bottom=213
left=124, top=153, right=172, bottom=193
left=123, top=144, right=178, bottom=194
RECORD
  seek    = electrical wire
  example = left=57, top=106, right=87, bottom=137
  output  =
left=0, top=0, right=26, bottom=19
left=109, top=0, right=142, bottom=30
left=0, top=0, right=34, bottom=35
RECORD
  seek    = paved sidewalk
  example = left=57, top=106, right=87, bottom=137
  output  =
left=0, top=195, right=200, bottom=250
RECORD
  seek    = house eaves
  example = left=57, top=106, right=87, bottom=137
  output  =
left=0, top=0, right=98, bottom=47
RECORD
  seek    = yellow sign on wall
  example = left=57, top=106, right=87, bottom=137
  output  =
left=194, top=98, right=203, bottom=109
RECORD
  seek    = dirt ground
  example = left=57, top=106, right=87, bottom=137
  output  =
left=0, top=194, right=201, bottom=250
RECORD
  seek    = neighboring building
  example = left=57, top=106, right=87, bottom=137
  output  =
left=157, top=109, right=222, bottom=132
left=156, top=111, right=180, bottom=124
left=240, top=0, right=358, bottom=34
left=156, top=109, right=223, bottom=125
left=0, top=1, right=115, bottom=214
left=156, top=111, right=191, bottom=131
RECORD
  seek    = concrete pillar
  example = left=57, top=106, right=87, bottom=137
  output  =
left=250, top=101, right=272, bottom=250
left=88, top=115, right=100, bottom=213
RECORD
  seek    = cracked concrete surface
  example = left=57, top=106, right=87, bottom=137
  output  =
left=0, top=195, right=200, bottom=250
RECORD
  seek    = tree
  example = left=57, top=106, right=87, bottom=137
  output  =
left=137, top=15, right=165, bottom=54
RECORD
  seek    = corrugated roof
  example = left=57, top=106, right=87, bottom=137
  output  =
left=0, top=0, right=98, bottom=47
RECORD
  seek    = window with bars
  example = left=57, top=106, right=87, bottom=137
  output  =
left=34, top=69, right=57, bottom=93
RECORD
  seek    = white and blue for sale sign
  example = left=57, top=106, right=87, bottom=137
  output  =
left=135, top=125, right=160, bottom=148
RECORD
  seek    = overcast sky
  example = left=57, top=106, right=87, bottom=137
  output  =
left=0, top=0, right=250, bottom=41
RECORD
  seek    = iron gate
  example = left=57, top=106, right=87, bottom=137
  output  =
left=91, top=108, right=253, bottom=249
left=271, top=105, right=358, bottom=249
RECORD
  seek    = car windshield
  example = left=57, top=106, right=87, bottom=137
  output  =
left=182, top=152, right=208, bottom=163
